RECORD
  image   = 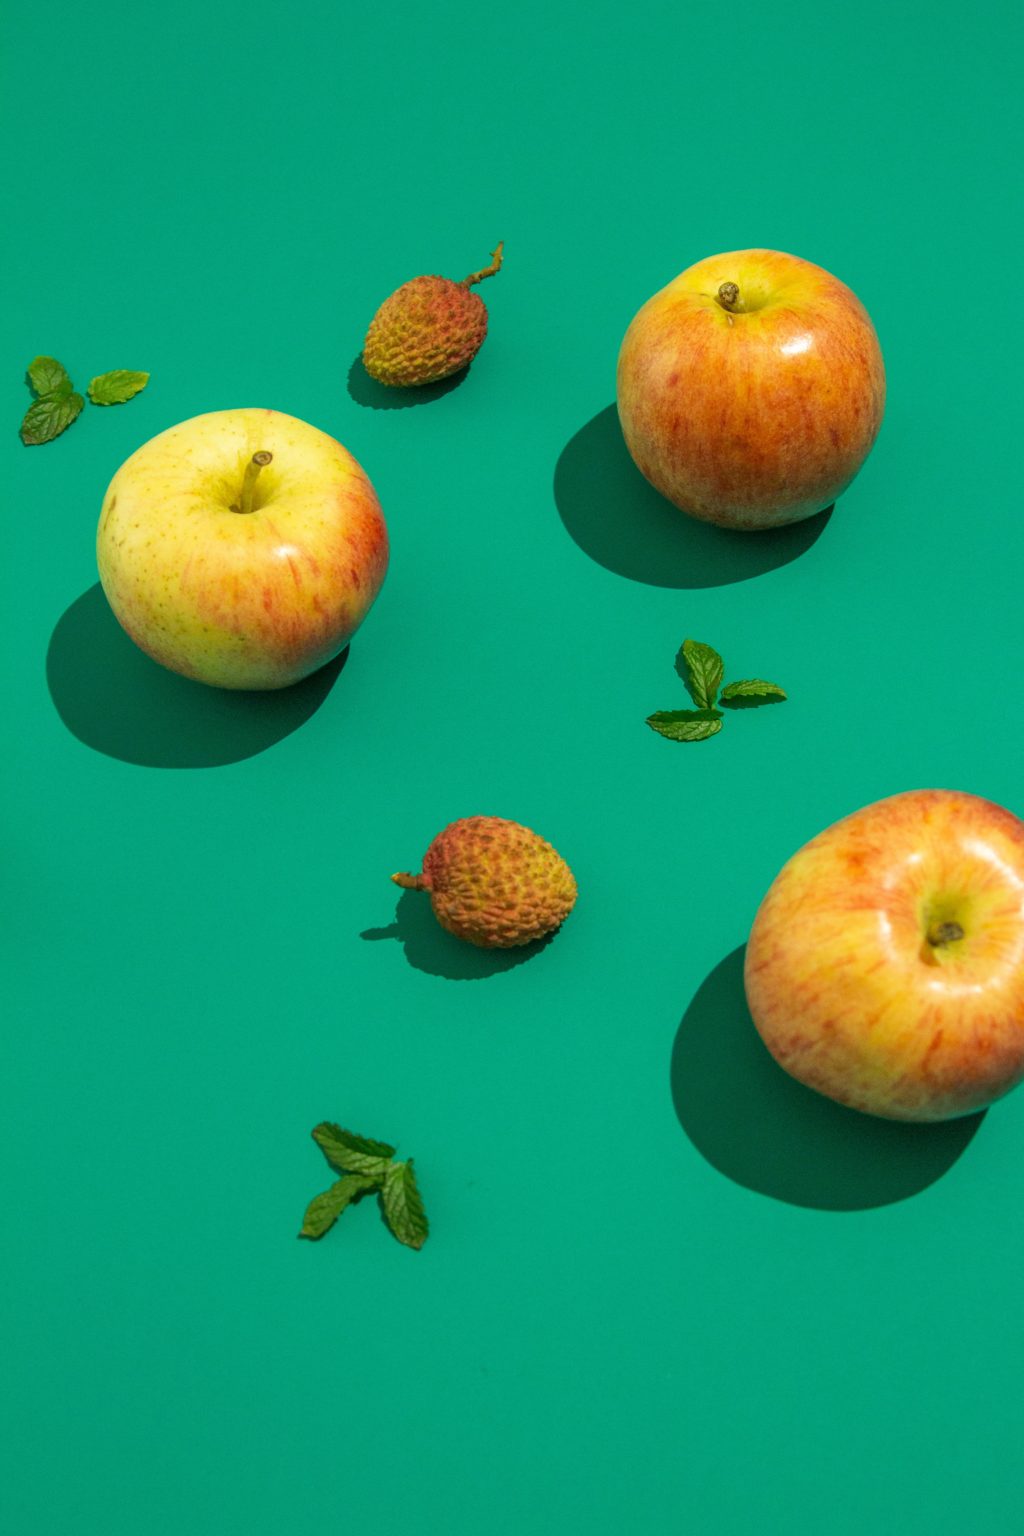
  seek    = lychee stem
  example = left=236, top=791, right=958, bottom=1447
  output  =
left=392, top=872, right=429, bottom=891
left=238, top=451, right=273, bottom=515
left=462, top=242, right=504, bottom=288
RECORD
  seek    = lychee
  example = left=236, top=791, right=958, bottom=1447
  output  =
left=362, top=243, right=504, bottom=388
left=392, top=816, right=576, bottom=948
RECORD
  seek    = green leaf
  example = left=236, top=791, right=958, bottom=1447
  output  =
left=312, top=1122, right=396, bottom=1177
left=646, top=708, right=723, bottom=742
left=20, top=391, right=84, bottom=445
left=299, top=1174, right=378, bottom=1240
left=719, top=679, right=787, bottom=707
left=381, top=1160, right=429, bottom=1250
left=88, top=369, right=150, bottom=405
left=28, top=356, right=72, bottom=398
left=680, top=639, right=725, bottom=709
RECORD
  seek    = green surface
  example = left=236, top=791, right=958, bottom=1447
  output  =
left=2, top=1, right=1022, bottom=1530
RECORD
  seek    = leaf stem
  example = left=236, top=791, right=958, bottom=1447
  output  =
left=392, top=871, right=429, bottom=890
left=462, top=242, right=504, bottom=287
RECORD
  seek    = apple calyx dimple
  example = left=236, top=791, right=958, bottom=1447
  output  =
left=716, top=281, right=741, bottom=313
left=460, top=240, right=504, bottom=290
left=927, top=919, right=965, bottom=948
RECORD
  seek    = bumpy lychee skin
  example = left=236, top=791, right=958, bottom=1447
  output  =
left=362, top=243, right=504, bottom=388
left=392, top=816, right=577, bottom=948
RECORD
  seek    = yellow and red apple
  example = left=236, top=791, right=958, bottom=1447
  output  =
left=97, top=408, right=388, bottom=690
left=745, top=790, right=1024, bottom=1122
left=617, top=249, right=885, bottom=530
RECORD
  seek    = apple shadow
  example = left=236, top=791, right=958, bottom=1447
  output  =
left=555, top=406, right=833, bottom=589
left=346, top=352, right=469, bottom=410
left=671, top=946, right=984, bottom=1211
left=361, top=889, right=553, bottom=980
left=47, top=583, right=347, bottom=769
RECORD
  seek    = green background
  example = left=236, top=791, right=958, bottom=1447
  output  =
left=2, top=1, right=1022, bottom=1530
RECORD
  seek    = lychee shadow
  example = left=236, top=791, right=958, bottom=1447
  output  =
left=361, top=889, right=552, bottom=981
left=47, top=582, right=347, bottom=769
left=347, top=353, right=469, bottom=410
left=671, top=945, right=984, bottom=1211
left=555, top=406, right=832, bottom=589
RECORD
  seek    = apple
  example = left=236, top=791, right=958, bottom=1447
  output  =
left=97, top=408, right=389, bottom=690
left=616, top=249, right=885, bottom=530
left=745, top=790, right=1024, bottom=1122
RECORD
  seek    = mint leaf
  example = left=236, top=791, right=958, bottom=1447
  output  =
left=28, top=356, right=72, bottom=397
left=720, top=679, right=787, bottom=706
left=20, top=391, right=84, bottom=445
left=680, top=639, right=725, bottom=709
left=381, top=1160, right=429, bottom=1250
left=312, top=1122, right=396, bottom=1177
left=88, top=369, right=150, bottom=406
left=299, top=1173, right=379, bottom=1240
left=646, top=708, right=723, bottom=742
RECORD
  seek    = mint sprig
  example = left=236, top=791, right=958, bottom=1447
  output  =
left=648, top=638, right=786, bottom=743
left=300, top=1123, right=430, bottom=1251
left=21, top=355, right=150, bottom=445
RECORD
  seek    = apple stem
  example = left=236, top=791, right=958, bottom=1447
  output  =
left=927, top=920, right=965, bottom=947
left=391, top=871, right=429, bottom=891
left=716, top=282, right=742, bottom=313
left=238, top=450, right=273, bottom=515
left=462, top=242, right=504, bottom=288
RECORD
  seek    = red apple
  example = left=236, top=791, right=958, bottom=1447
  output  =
left=745, top=791, right=1024, bottom=1122
left=616, top=249, right=885, bottom=530
left=97, top=408, right=389, bottom=690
